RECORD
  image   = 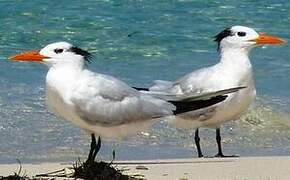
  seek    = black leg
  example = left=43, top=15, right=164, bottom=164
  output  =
left=215, top=128, right=223, bottom=157
left=110, top=149, right=116, bottom=164
left=92, top=136, right=101, bottom=161
left=214, top=128, right=238, bottom=158
left=87, top=134, right=96, bottom=162
left=86, top=134, right=102, bottom=162
left=194, top=128, right=203, bottom=158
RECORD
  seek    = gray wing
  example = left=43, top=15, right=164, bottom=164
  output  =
left=70, top=71, right=175, bottom=127
left=150, top=65, right=219, bottom=94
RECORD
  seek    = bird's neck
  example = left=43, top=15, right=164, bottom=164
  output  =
left=219, top=48, right=252, bottom=69
left=46, top=64, right=84, bottom=94
left=50, top=59, right=85, bottom=69
left=216, top=48, right=254, bottom=87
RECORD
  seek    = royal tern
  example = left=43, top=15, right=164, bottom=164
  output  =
left=10, top=42, right=244, bottom=162
left=146, top=26, right=286, bottom=157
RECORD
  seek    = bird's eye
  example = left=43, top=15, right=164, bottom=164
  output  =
left=54, top=48, right=64, bottom=54
left=237, top=32, right=246, bottom=37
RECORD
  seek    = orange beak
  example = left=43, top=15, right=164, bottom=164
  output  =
left=9, top=50, right=48, bottom=62
left=252, top=34, right=286, bottom=45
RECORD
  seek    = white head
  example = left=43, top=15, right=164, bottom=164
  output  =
left=10, top=41, right=91, bottom=67
left=214, top=25, right=285, bottom=52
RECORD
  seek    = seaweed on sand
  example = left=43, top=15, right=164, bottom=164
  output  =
left=71, top=158, right=139, bottom=180
left=35, top=158, right=141, bottom=180
left=37, top=135, right=143, bottom=180
left=1, top=136, right=143, bottom=180
left=71, top=135, right=141, bottom=180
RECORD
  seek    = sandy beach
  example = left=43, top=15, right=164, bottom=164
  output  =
left=1, top=156, right=290, bottom=180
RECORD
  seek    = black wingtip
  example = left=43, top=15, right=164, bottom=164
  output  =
left=132, top=87, right=149, bottom=91
left=171, top=95, right=227, bottom=115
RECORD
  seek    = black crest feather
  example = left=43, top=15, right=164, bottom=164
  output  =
left=214, top=28, right=232, bottom=51
left=70, top=46, right=92, bottom=63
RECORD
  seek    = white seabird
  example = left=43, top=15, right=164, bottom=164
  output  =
left=146, top=26, right=286, bottom=157
left=10, top=41, right=243, bottom=161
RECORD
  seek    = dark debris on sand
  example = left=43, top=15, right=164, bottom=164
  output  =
left=1, top=160, right=142, bottom=180
left=0, top=160, right=31, bottom=180
left=64, top=135, right=143, bottom=180
left=1, top=135, right=143, bottom=180
left=0, top=174, right=29, bottom=180
left=34, top=159, right=143, bottom=180
left=71, top=160, right=141, bottom=180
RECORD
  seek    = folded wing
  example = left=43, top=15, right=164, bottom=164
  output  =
left=70, top=71, right=175, bottom=126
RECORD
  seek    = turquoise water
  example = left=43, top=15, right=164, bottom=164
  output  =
left=1, top=0, right=290, bottom=163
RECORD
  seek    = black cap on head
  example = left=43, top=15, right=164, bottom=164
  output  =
left=70, top=46, right=92, bottom=63
left=214, top=28, right=233, bottom=51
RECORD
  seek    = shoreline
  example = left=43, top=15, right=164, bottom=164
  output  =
left=1, top=156, right=290, bottom=179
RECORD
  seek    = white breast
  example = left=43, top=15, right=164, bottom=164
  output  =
left=170, top=57, right=256, bottom=129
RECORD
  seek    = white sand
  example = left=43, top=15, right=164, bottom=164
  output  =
left=1, top=156, right=290, bottom=180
